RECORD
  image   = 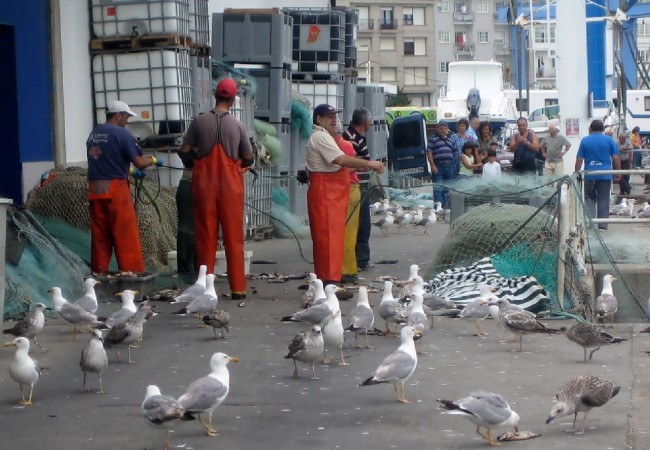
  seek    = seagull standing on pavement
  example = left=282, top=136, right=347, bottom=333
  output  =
left=345, top=286, right=375, bottom=349
left=3, top=303, right=47, bottom=352
left=596, top=274, right=618, bottom=327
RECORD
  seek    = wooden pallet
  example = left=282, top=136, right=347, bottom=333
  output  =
left=190, top=45, right=211, bottom=57
left=90, top=34, right=192, bottom=52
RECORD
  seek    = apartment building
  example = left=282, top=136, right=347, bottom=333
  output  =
left=336, top=1, right=513, bottom=106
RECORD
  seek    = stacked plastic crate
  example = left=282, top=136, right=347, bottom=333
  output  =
left=89, top=0, right=211, bottom=188
left=285, top=8, right=346, bottom=114
left=212, top=9, right=292, bottom=237
left=340, top=7, right=358, bottom=127
left=213, top=9, right=293, bottom=177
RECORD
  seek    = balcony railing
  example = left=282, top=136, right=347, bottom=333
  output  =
left=494, top=42, right=509, bottom=55
left=379, top=19, right=398, bottom=30
left=454, top=42, right=474, bottom=55
left=453, top=12, right=474, bottom=24
left=358, top=19, right=374, bottom=31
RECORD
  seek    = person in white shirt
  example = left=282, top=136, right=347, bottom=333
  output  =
left=482, top=149, right=502, bottom=179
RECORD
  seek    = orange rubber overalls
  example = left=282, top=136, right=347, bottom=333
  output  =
left=88, top=179, right=145, bottom=273
left=307, top=169, right=350, bottom=282
left=192, top=141, right=247, bottom=294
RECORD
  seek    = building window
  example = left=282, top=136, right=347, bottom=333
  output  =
left=437, top=0, right=449, bottom=13
left=454, top=2, right=467, bottom=13
left=380, top=67, right=397, bottom=82
left=357, top=6, right=372, bottom=31
left=640, top=49, right=648, bottom=63
left=403, top=6, right=425, bottom=25
left=358, top=37, right=371, bottom=52
left=405, top=67, right=427, bottom=86
left=439, top=61, right=449, bottom=73
left=380, top=7, right=397, bottom=29
left=640, top=22, right=650, bottom=38
left=550, top=25, right=556, bottom=43
left=494, top=31, right=505, bottom=44
left=478, top=31, right=489, bottom=44
left=477, top=1, right=488, bottom=13
left=534, top=25, right=547, bottom=44
left=403, top=37, right=426, bottom=56
left=439, top=31, right=450, bottom=43
left=379, top=37, right=396, bottom=51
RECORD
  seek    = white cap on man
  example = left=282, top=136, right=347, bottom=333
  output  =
left=106, top=100, right=138, bottom=117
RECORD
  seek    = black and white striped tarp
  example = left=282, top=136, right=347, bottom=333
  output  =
left=423, top=257, right=550, bottom=312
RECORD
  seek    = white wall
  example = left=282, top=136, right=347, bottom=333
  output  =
left=60, top=1, right=94, bottom=166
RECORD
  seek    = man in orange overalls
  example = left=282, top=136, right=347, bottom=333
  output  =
left=306, top=104, right=385, bottom=285
left=179, top=78, right=254, bottom=299
left=86, top=100, right=159, bottom=274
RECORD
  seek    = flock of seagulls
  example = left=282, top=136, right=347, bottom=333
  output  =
left=1, top=265, right=238, bottom=449
left=0, top=258, right=636, bottom=448
left=371, top=200, right=446, bottom=235
left=276, top=264, right=630, bottom=444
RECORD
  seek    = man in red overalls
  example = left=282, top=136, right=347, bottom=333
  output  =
left=306, top=104, right=385, bottom=285
left=179, top=78, right=254, bottom=299
left=86, top=100, right=159, bottom=274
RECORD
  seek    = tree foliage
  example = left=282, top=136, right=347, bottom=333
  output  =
left=386, top=87, right=412, bottom=107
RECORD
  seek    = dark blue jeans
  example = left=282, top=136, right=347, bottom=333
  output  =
left=584, top=179, right=612, bottom=230
left=356, top=186, right=371, bottom=267
left=433, top=165, right=456, bottom=206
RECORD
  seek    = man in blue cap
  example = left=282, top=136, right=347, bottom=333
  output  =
left=305, top=104, right=385, bottom=285
left=426, top=119, right=456, bottom=206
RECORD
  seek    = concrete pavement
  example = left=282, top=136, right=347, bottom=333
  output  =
left=1, top=224, right=648, bottom=450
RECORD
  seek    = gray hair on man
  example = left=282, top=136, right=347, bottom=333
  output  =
left=351, top=108, right=372, bottom=126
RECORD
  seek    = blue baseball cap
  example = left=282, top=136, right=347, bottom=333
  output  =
left=437, top=119, right=449, bottom=126
left=313, top=104, right=342, bottom=124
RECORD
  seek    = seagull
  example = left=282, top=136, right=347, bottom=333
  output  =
left=561, top=322, right=627, bottom=362
left=378, top=281, right=407, bottom=337
left=321, top=309, right=347, bottom=365
left=596, top=274, right=618, bottom=327
left=394, top=211, right=413, bottom=234
left=50, top=286, right=100, bottom=340
left=79, top=329, right=108, bottom=393
left=202, top=309, right=231, bottom=339
left=3, top=303, right=47, bottom=352
left=104, top=290, right=138, bottom=328
left=282, top=284, right=340, bottom=324
left=171, top=264, right=208, bottom=307
left=360, top=326, right=422, bottom=403
left=458, top=285, right=495, bottom=337
left=413, top=210, right=436, bottom=233
left=398, top=264, right=420, bottom=300
left=635, top=202, right=650, bottom=219
left=437, top=391, right=520, bottom=447
left=4, top=337, right=40, bottom=405
left=345, top=286, right=375, bottom=349
left=142, top=385, right=193, bottom=450
left=407, top=275, right=459, bottom=327
left=74, top=278, right=100, bottom=314
left=174, top=274, right=219, bottom=317
left=407, top=293, right=429, bottom=353
left=489, top=298, right=559, bottom=352
left=546, top=375, right=621, bottom=434
left=486, top=297, right=534, bottom=343
left=373, top=211, right=394, bottom=237
left=301, top=273, right=319, bottom=308
left=178, top=352, right=239, bottom=437
left=103, top=301, right=151, bottom=363
left=609, top=198, right=628, bottom=215
left=285, top=325, right=324, bottom=379
left=304, top=278, right=326, bottom=308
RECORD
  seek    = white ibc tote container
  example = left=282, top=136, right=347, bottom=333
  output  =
left=92, top=48, right=193, bottom=140
left=91, top=0, right=190, bottom=38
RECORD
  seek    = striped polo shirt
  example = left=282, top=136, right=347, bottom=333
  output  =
left=427, top=135, right=455, bottom=166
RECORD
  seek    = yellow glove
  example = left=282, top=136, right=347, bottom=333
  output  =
left=150, top=156, right=158, bottom=166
